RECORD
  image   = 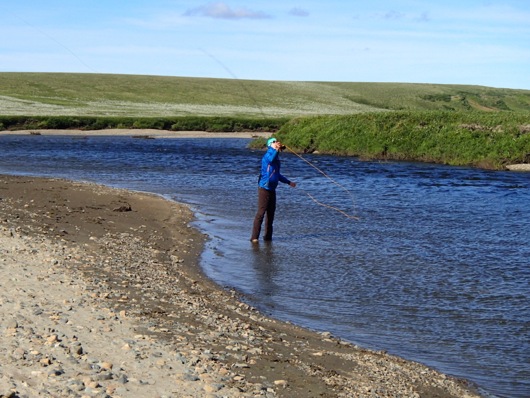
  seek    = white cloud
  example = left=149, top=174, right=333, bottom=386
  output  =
left=415, top=12, right=430, bottom=23
left=384, top=10, right=405, bottom=20
left=2, top=0, right=529, bottom=89
left=184, top=2, right=271, bottom=20
left=289, top=7, right=309, bottom=17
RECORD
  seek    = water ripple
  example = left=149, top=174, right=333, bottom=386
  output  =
left=1, top=135, right=528, bottom=397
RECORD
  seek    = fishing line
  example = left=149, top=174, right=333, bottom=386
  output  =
left=200, top=48, right=267, bottom=118
left=299, top=190, right=359, bottom=220
left=7, top=8, right=98, bottom=73
left=203, top=50, right=359, bottom=220
left=283, top=144, right=360, bottom=220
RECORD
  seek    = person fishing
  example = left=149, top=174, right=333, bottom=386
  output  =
left=251, top=137, right=296, bottom=243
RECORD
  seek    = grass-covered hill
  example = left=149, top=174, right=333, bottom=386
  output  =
left=1, top=72, right=529, bottom=170
left=1, top=72, right=530, bottom=117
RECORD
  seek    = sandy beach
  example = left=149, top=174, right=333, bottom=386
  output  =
left=0, top=130, right=484, bottom=397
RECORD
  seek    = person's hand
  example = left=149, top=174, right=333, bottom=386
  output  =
left=272, top=141, right=282, bottom=151
left=289, top=181, right=296, bottom=188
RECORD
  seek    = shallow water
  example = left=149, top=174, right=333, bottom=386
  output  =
left=1, top=135, right=529, bottom=397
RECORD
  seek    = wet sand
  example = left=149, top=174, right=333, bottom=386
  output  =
left=0, top=131, right=484, bottom=397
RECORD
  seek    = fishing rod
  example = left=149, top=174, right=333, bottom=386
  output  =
left=200, top=50, right=360, bottom=221
left=10, top=14, right=359, bottom=220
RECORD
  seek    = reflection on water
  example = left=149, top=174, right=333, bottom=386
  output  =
left=0, top=134, right=529, bottom=398
left=250, top=243, right=279, bottom=298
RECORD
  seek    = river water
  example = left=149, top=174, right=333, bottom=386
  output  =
left=0, top=135, right=528, bottom=398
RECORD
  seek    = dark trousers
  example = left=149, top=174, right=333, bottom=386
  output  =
left=251, top=187, right=276, bottom=241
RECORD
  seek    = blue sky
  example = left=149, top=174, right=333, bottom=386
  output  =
left=1, top=0, right=529, bottom=89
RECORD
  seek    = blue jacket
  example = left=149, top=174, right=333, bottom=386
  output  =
left=258, top=147, right=291, bottom=191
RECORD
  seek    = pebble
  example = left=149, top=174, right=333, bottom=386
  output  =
left=6, top=319, right=18, bottom=329
left=0, top=178, right=484, bottom=398
left=204, top=383, right=224, bottom=393
left=100, top=361, right=113, bottom=370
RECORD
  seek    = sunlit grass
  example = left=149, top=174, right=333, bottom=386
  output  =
left=2, top=73, right=529, bottom=169
left=275, top=111, right=530, bottom=169
left=1, top=72, right=530, bottom=117
left=0, top=96, right=373, bottom=117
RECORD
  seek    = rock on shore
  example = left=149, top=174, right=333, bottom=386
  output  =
left=506, top=163, right=530, bottom=171
left=0, top=175, right=483, bottom=398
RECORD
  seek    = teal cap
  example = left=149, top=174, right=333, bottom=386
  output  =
left=267, top=137, right=277, bottom=147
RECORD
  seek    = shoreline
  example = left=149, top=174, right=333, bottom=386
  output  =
left=0, top=128, right=272, bottom=139
left=0, top=174, right=484, bottom=397
left=2, top=128, right=528, bottom=172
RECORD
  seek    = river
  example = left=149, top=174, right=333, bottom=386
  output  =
left=0, top=134, right=528, bottom=397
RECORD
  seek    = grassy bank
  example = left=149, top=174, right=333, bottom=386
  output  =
left=271, top=111, right=530, bottom=169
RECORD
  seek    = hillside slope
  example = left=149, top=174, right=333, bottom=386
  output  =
left=1, top=72, right=530, bottom=117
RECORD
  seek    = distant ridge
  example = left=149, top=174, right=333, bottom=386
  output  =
left=1, top=72, right=529, bottom=117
